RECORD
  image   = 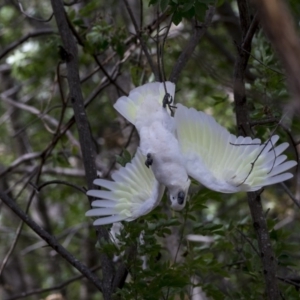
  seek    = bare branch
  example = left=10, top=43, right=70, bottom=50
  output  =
left=0, top=152, right=41, bottom=178
left=36, top=180, right=86, bottom=194
left=234, top=1, right=280, bottom=298
left=18, top=1, right=54, bottom=22
left=50, top=1, right=115, bottom=297
left=63, top=0, right=83, bottom=6
left=236, top=228, right=260, bottom=256
left=16, top=166, right=85, bottom=177
left=0, top=95, right=79, bottom=146
left=122, top=0, right=159, bottom=81
left=7, top=265, right=101, bottom=300
left=252, top=0, right=300, bottom=111
left=0, top=190, right=103, bottom=291
left=0, top=29, right=56, bottom=61
left=0, top=169, right=38, bottom=277
left=50, top=0, right=97, bottom=190
left=169, top=5, right=215, bottom=84
left=280, top=182, right=300, bottom=209
left=277, top=276, right=300, bottom=289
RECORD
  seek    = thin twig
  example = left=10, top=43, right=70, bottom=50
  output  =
left=15, top=166, right=85, bottom=177
left=280, top=182, right=300, bottom=209
left=0, top=152, right=41, bottom=178
left=6, top=265, right=101, bottom=300
left=0, top=190, right=103, bottom=291
left=0, top=185, right=38, bottom=277
left=18, top=1, right=54, bottom=22
left=252, top=0, right=300, bottom=110
left=36, top=180, right=86, bottom=194
left=0, top=29, right=56, bottom=61
left=63, top=0, right=82, bottom=5
left=122, top=0, right=159, bottom=80
left=277, top=276, right=300, bottom=289
left=236, top=228, right=260, bottom=256
left=169, top=5, right=215, bottom=84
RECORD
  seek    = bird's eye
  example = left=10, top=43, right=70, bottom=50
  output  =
left=177, top=191, right=185, bottom=205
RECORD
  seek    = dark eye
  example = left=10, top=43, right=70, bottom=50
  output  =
left=177, top=191, right=185, bottom=205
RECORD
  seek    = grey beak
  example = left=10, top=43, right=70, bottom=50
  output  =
left=177, top=191, right=185, bottom=205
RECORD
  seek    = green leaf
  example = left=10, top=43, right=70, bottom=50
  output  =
left=115, top=149, right=132, bottom=167
left=197, top=0, right=215, bottom=4
left=160, top=0, right=169, bottom=11
left=195, top=2, right=207, bottom=22
left=148, top=0, right=159, bottom=6
left=182, top=7, right=195, bottom=20
left=212, top=94, right=228, bottom=106
left=172, top=10, right=182, bottom=25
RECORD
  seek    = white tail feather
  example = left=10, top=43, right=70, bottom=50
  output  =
left=93, top=215, right=126, bottom=226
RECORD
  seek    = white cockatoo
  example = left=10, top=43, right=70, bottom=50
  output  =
left=86, top=82, right=297, bottom=226
left=113, top=82, right=191, bottom=209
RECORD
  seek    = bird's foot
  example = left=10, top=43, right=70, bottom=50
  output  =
left=162, top=93, right=173, bottom=108
left=145, top=153, right=153, bottom=168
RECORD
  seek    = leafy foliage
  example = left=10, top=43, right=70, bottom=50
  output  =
left=0, top=0, right=299, bottom=299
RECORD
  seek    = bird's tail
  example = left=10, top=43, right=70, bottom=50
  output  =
left=113, top=82, right=175, bottom=125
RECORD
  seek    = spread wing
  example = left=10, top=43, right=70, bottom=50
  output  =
left=86, top=149, right=165, bottom=226
left=113, top=81, right=175, bottom=125
left=175, top=104, right=297, bottom=192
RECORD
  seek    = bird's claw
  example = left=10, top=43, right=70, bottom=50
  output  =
left=162, top=93, right=173, bottom=108
left=145, top=153, right=153, bottom=168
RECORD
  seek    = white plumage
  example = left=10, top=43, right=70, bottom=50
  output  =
left=86, top=82, right=297, bottom=226
left=86, top=149, right=164, bottom=226
left=114, top=82, right=191, bottom=210
left=174, top=104, right=297, bottom=192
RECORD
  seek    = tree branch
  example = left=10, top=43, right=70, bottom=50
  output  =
left=234, top=1, right=280, bottom=299
left=169, top=5, right=215, bottom=84
left=36, top=179, right=86, bottom=194
left=252, top=0, right=300, bottom=111
left=0, top=152, right=41, bottom=178
left=17, top=1, right=54, bottom=22
left=0, top=190, right=103, bottom=291
left=0, top=29, right=56, bottom=61
left=122, top=0, right=159, bottom=81
left=7, top=265, right=101, bottom=300
left=49, top=1, right=115, bottom=298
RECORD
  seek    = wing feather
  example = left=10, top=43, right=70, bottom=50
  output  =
left=93, top=215, right=127, bottom=226
left=93, top=179, right=117, bottom=190
left=91, top=200, right=116, bottom=208
left=85, top=148, right=165, bottom=225
left=175, top=104, right=296, bottom=192
left=87, top=190, right=119, bottom=201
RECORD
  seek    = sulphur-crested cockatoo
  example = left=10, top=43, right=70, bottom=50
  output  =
left=86, top=149, right=164, bottom=225
left=86, top=82, right=296, bottom=226
left=113, top=82, right=191, bottom=209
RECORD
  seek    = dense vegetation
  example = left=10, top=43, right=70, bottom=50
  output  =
left=0, top=0, right=300, bottom=299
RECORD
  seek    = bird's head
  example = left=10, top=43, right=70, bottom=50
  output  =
left=168, top=178, right=191, bottom=211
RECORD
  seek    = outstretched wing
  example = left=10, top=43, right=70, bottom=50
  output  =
left=86, top=149, right=165, bottom=226
left=175, top=104, right=297, bottom=192
left=113, top=81, right=175, bottom=125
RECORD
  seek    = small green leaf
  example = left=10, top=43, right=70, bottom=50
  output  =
left=160, top=0, right=169, bottom=12
left=172, top=10, right=182, bottom=25
left=195, top=2, right=207, bottom=22
left=115, top=149, right=132, bottom=167
left=149, top=0, right=159, bottom=6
